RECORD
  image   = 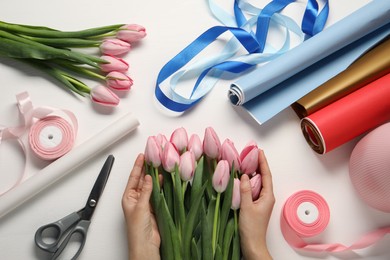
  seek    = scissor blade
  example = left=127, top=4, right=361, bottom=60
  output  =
left=81, top=155, right=115, bottom=220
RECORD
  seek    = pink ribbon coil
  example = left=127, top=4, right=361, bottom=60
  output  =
left=29, top=116, right=76, bottom=160
left=349, top=122, right=390, bottom=213
left=281, top=190, right=390, bottom=252
left=0, top=92, right=77, bottom=195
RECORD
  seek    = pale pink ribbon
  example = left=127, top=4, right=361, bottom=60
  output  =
left=0, top=92, right=78, bottom=195
left=280, top=190, right=390, bottom=252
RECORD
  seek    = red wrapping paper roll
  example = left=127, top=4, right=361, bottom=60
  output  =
left=301, top=73, right=390, bottom=154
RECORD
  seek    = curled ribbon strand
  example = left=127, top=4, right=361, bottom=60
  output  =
left=155, top=0, right=329, bottom=112
left=281, top=190, right=390, bottom=252
left=0, top=92, right=78, bottom=195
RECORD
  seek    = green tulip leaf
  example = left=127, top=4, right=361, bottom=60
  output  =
left=222, top=218, right=235, bottom=260
left=183, top=182, right=207, bottom=260
left=190, top=156, right=204, bottom=206
left=218, top=167, right=234, bottom=246
left=201, top=201, right=213, bottom=260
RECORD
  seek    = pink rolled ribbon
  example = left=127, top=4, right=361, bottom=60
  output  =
left=29, top=115, right=76, bottom=160
left=349, top=122, right=390, bottom=213
left=0, top=92, right=77, bottom=194
left=281, top=190, right=390, bottom=252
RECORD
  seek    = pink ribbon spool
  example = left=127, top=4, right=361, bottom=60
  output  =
left=281, top=190, right=390, bottom=252
left=349, top=122, right=390, bottom=213
left=29, top=115, right=76, bottom=160
left=0, top=92, right=77, bottom=195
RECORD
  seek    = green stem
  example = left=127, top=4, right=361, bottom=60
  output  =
left=182, top=181, right=188, bottom=201
left=21, top=35, right=101, bottom=48
left=62, top=74, right=91, bottom=93
left=170, top=172, right=176, bottom=189
left=53, top=60, right=106, bottom=81
left=0, top=20, right=124, bottom=39
left=0, top=30, right=106, bottom=67
left=213, top=158, right=217, bottom=170
left=21, top=59, right=89, bottom=96
left=234, top=210, right=238, bottom=234
left=212, top=192, right=221, bottom=256
left=154, top=167, right=160, bottom=192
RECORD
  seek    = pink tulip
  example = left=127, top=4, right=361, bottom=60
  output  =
left=179, top=151, right=196, bottom=182
left=162, top=142, right=180, bottom=173
left=100, top=38, right=131, bottom=56
left=156, top=133, right=168, bottom=150
left=116, top=24, right=147, bottom=43
left=170, top=127, right=188, bottom=153
left=188, top=134, right=203, bottom=161
left=90, top=85, right=120, bottom=107
left=100, top=55, right=129, bottom=72
left=145, top=136, right=162, bottom=168
left=250, top=174, right=262, bottom=200
left=240, top=142, right=259, bottom=175
left=106, top=71, right=133, bottom=91
left=212, top=160, right=230, bottom=193
left=221, top=139, right=240, bottom=172
left=231, top=178, right=241, bottom=210
left=203, top=127, right=221, bottom=159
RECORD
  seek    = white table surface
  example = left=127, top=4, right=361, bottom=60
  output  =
left=0, top=0, right=389, bottom=259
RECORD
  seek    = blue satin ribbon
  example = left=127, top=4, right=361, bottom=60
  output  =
left=255, top=0, right=295, bottom=52
left=155, top=0, right=329, bottom=112
left=302, top=0, right=329, bottom=36
left=156, top=26, right=259, bottom=112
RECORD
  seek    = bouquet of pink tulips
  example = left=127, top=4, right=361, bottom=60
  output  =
left=144, top=127, right=262, bottom=260
left=0, top=20, right=146, bottom=107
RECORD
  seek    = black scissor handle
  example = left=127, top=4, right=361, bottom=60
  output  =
left=51, top=220, right=90, bottom=260
left=35, top=211, right=80, bottom=252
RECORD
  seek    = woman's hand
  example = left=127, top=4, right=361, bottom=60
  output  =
left=239, top=149, right=275, bottom=260
left=122, top=153, right=161, bottom=260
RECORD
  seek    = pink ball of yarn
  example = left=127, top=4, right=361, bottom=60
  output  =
left=349, top=122, right=390, bottom=212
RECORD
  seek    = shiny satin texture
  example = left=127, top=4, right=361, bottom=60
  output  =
left=155, top=0, right=329, bottom=112
left=292, top=36, right=390, bottom=118
left=0, top=92, right=78, bottom=195
left=29, top=116, right=76, bottom=160
left=281, top=190, right=390, bottom=252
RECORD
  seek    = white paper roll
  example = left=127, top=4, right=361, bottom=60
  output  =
left=0, top=113, right=139, bottom=218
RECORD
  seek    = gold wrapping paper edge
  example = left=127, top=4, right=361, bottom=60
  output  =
left=292, top=36, right=390, bottom=119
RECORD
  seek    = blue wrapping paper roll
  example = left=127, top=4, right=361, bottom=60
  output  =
left=228, top=0, right=390, bottom=124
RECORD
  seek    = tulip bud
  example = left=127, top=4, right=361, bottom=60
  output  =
left=221, top=139, right=240, bottom=172
left=250, top=174, right=262, bottom=200
left=170, top=127, right=188, bottom=154
left=179, top=151, right=196, bottom=182
left=162, top=142, right=180, bottom=173
left=188, top=134, right=203, bottom=161
left=100, top=55, right=129, bottom=72
left=100, top=39, right=131, bottom=56
left=106, top=71, right=133, bottom=91
left=117, top=24, right=147, bottom=43
left=90, top=85, right=120, bottom=107
left=145, top=136, right=162, bottom=168
left=203, top=127, right=221, bottom=159
left=156, top=133, right=168, bottom=150
left=212, top=160, right=230, bottom=193
left=240, top=142, right=259, bottom=175
left=231, top=178, right=241, bottom=210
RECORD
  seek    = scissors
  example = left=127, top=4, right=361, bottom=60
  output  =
left=34, top=155, right=115, bottom=260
